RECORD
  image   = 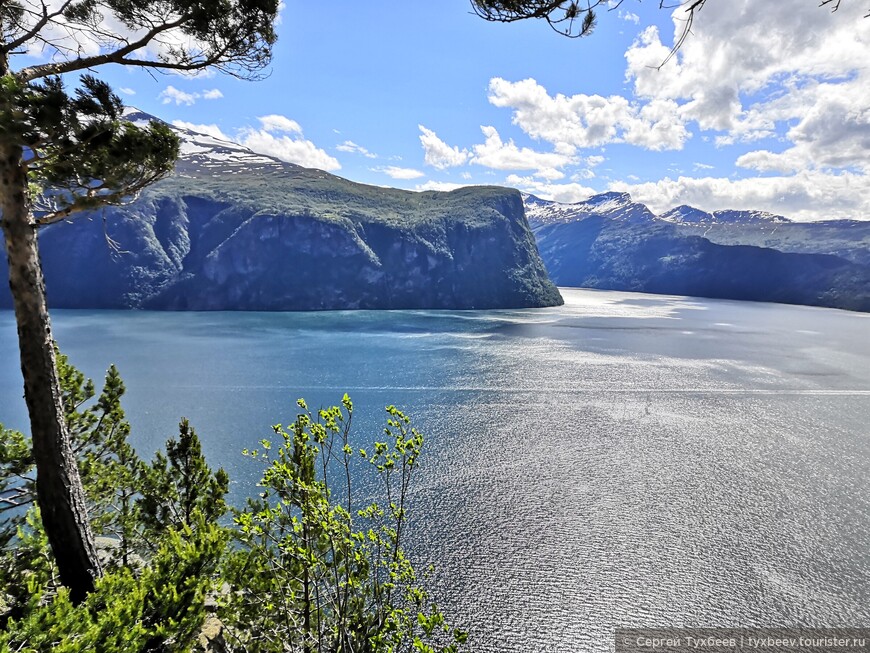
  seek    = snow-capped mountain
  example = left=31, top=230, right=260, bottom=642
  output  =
left=659, top=204, right=791, bottom=225
left=524, top=192, right=655, bottom=227
left=524, top=193, right=791, bottom=227
left=528, top=191, right=870, bottom=312
left=1, top=109, right=562, bottom=312
left=123, top=108, right=295, bottom=175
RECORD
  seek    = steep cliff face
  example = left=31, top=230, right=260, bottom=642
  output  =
left=0, top=168, right=562, bottom=311
left=529, top=193, right=870, bottom=313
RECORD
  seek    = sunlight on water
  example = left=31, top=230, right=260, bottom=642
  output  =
left=1, top=288, right=868, bottom=651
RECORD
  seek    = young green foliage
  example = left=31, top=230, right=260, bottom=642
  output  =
left=1, top=354, right=231, bottom=649
left=222, top=395, right=467, bottom=653
left=0, top=516, right=228, bottom=653
left=1, top=0, right=279, bottom=600
left=1, top=350, right=142, bottom=559
left=0, top=426, right=32, bottom=549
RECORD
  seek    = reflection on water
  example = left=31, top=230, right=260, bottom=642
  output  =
left=1, top=288, right=868, bottom=651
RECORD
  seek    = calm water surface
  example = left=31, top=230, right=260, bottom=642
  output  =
left=1, top=288, right=869, bottom=652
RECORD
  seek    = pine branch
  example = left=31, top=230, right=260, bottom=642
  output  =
left=15, top=16, right=189, bottom=82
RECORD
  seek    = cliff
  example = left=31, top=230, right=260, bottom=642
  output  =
left=0, top=117, right=562, bottom=311
left=531, top=200, right=870, bottom=313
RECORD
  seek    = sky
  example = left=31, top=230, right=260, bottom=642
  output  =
left=17, top=0, right=870, bottom=221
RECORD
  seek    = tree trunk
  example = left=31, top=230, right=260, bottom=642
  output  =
left=0, top=141, right=102, bottom=603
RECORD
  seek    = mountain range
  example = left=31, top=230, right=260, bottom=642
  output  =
left=0, top=111, right=563, bottom=311
left=526, top=193, right=870, bottom=312
left=1, top=110, right=868, bottom=314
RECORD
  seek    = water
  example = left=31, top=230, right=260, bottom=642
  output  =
left=1, top=288, right=869, bottom=651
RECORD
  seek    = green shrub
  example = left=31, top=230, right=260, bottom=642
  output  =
left=1, top=357, right=466, bottom=653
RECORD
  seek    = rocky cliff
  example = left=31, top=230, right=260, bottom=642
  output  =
left=0, top=116, right=562, bottom=312
left=527, top=193, right=870, bottom=312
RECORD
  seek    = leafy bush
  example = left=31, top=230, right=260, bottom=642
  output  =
left=0, top=356, right=465, bottom=653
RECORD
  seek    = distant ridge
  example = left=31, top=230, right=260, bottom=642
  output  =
left=525, top=193, right=870, bottom=312
left=524, top=192, right=793, bottom=228
left=659, top=204, right=790, bottom=225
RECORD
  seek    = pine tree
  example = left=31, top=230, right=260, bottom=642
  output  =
left=139, top=420, right=230, bottom=546
left=1, top=0, right=278, bottom=600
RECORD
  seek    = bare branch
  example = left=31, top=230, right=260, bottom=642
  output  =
left=656, top=0, right=708, bottom=69
left=33, top=178, right=161, bottom=227
left=2, top=0, right=76, bottom=54
left=102, top=212, right=130, bottom=257
left=15, top=15, right=190, bottom=82
left=0, top=486, right=33, bottom=511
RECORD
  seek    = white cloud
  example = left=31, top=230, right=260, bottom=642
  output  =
left=119, top=87, right=136, bottom=96
left=238, top=124, right=340, bottom=171
left=160, top=86, right=197, bottom=106
left=336, top=140, right=377, bottom=158
left=625, top=2, right=870, bottom=159
left=737, top=81, right=870, bottom=174
left=586, top=155, right=605, bottom=167
left=171, top=121, right=232, bottom=141
left=471, top=125, right=576, bottom=173
left=414, top=181, right=469, bottom=192
left=173, top=115, right=340, bottom=171
left=609, top=171, right=870, bottom=223
left=487, top=77, right=690, bottom=152
left=534, top=168, right=566, bottom=181
left=374, top=166, right=425, bottom=180
left=601, top=2, right=870, bottom=221
left=504, top=176, right=598, bottom=204
left=621, top=11, right=640, bottom=24
left=257, top=114, right=302, bottom=134
left=159, top=85, right=224, bottom=106
left=418, top=126, right=470, bottom=169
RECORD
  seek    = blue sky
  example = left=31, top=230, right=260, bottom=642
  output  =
left=20, top=0, right=870, bottom=221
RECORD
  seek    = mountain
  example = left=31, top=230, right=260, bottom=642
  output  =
left=527, top=193, right=870, bottom=312
left=525, top=191, right=655, bottom=225
left=0, top=112, right=562, bottom=311
left=668, top=219, right=870, bottom=267
left=658, top=204, right=790, bottom=225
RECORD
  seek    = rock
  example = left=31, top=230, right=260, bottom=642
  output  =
left=0, top=112, right=562, bottom=312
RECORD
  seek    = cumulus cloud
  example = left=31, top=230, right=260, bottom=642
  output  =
left=159, top=85, right=224, bottom=106
left=374, top=166, right=425, bottom=180
left=418, top=126, right=470, bottom=169
left=256, top=114, right=302, bottom=134
left=487, top=77, right=690, bottom=152
left=624, top=1, right=870, bottom=164
left=504, top=176, right=598, bottom=204
left=599, top=1, right=870, bottom=221
left=174, top=116, right=340, bottom=171
left=238, top=117, right=340, bottom=170
left=736, top=82, right=870, bottom=173
left=160, top=86, right=196, bottom=106
left=414, top=181, right=473, bottom=192
left=171, top=121, right=232, bottom=141
left=471, top=125, right=576, bottom=175
left=336, top=140, right=377, bottom=158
